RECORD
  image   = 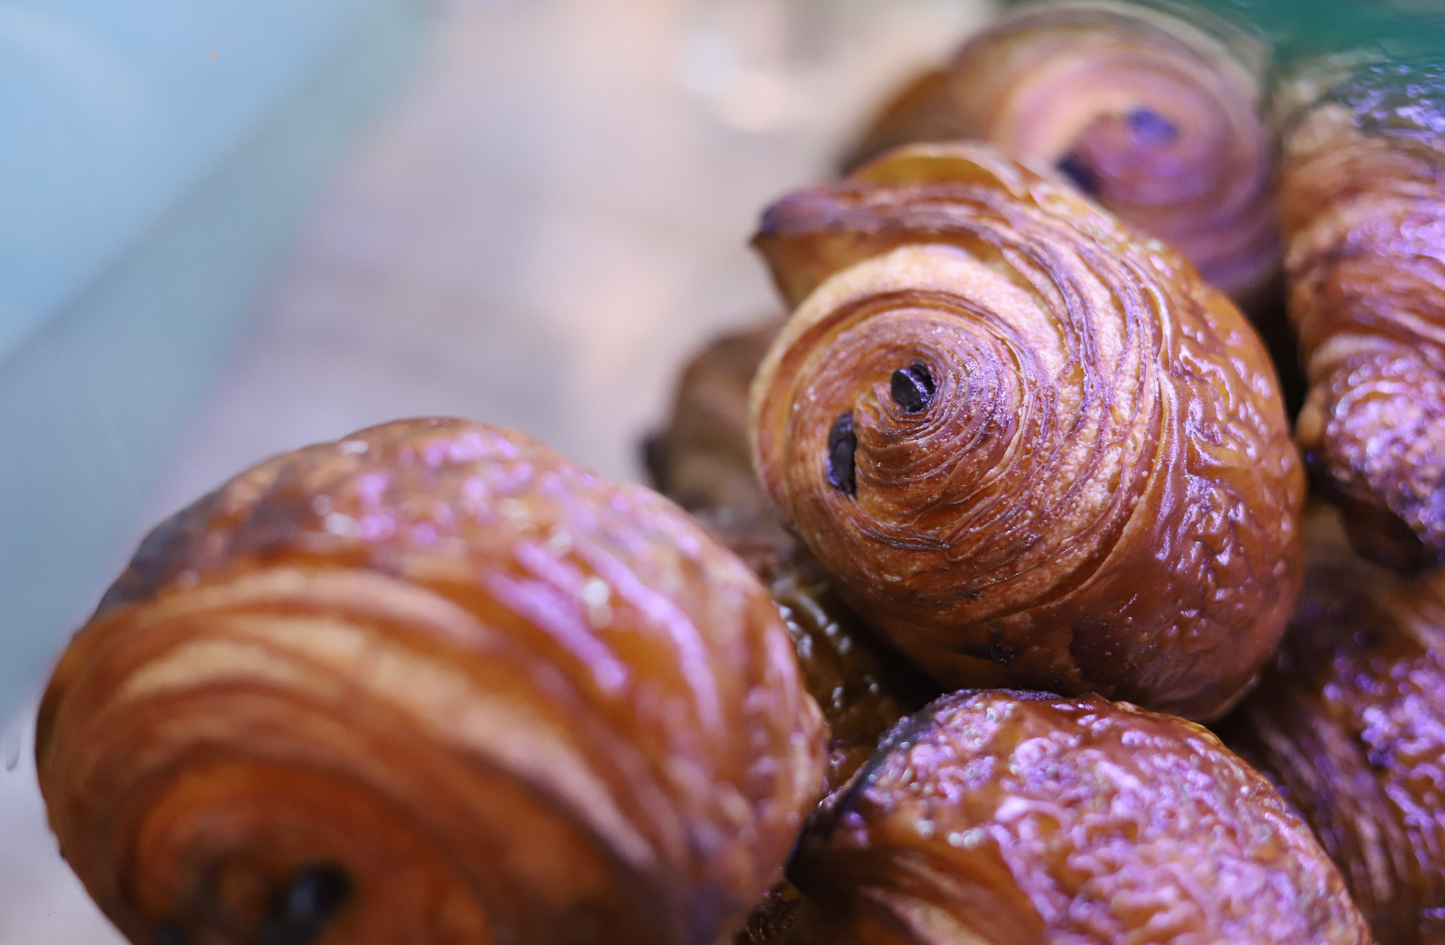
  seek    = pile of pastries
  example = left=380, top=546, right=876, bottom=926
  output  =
left=34, top=2, right=1445, bottom=944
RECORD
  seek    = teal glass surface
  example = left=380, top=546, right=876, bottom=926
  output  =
left=1000, top=0, right=1445, bottom=61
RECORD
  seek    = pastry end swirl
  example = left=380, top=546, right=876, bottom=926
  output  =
left=749, top=143, right=1304, bottom=721
left=37, top=418, right=826, bottom=945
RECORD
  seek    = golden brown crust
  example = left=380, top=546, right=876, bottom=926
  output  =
left=784, top=690, right=1371, bottom=945
left=767, top=548, right=938, bottom=793
left=37, top=417, right=826, bottom=945
left=645, top=326, right=936, bottom=944
left=1221, top=507, right=1445, bottom=944
left=750, top=143, right=1304, bottom=721
left=1278, top=59, right=1445, bottom=571
left=648, top=323, right=939, bottom=792
left=842, top=0, right=1280, bottom=303
left=646, top=318, right=786, bottom=516
left=643, top=318, right=801, bottom=588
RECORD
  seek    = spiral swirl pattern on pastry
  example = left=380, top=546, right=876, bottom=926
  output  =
left=750, top=143, right=1303, bottom=721
left=37, top=418, right=825, bottom=945
left=782, top=690, right=1371, bottom=945
left=843, top=0, right=1280, bottom=304
left=1279, top=58, right=1445, bottom=571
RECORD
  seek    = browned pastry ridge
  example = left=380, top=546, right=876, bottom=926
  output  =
left=842, top=0, right=1281, bottom=305
left=1278, top=58, right=1445, bottom=571
left=643, top=317, right=803, bottom=586
left=35, top=418, right=826, bottom=945
left=1220, top=507, right=1445, bottom=945
left=646, top=317, right=786, bottom=518
left=765, top=550, right=938, bottom=795
left=648, top=326, right=942, bottom=945
left=726, top=559, right=940, bottom=945
left=647, top=319, right=941, bottom=795
left=749, top=142, right=1304, bottom=722
left=781, top=690, right=1372, bottom=945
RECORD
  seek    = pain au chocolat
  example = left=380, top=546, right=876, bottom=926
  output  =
left=36, top=418, right=826, bottom=945
left=842, top=0, right=1281, bottom=306
left=1222, top=507, right=1445, bottom=945
left=1277, top=56, right=1445, bottom=571
left=779, top=690, right=1372, bottom=945
left=749, top=142, right=1303, bottom=721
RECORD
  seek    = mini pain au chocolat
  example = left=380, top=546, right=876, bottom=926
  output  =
left=841, top=0, right=1281, bottom=306
left=35, top=418, right=826, bottom=945
left=749, top=142, right=1304, bottom=722
left=1221, top=508, right=1445, bottom=945
left=774, top=691, right=1373, bottom=945
left=1277, top=57, right=1445, bottom=571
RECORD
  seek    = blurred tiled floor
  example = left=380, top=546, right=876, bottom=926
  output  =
left=0, top=0, right=990, bottom=939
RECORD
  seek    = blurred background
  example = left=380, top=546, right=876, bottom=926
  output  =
left=0, top=0, right=993, bottom=939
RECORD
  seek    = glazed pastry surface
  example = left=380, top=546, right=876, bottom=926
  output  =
left=843, top=0, right=1280, bottom=303
left=37, top=418, right=826, bottom=945
left=766, top=548, right=938, bottom=793
left=784, top=690, right=1372, bottom=945
left=646, top=318, right=785, bottom=517
left=750, top=142, right=1304, bottom=721
left=649, top=323, right=938, bottom=792
left=644, top=317, right=800, bottom=584
left=1223, top=508, right=1445, bottom=944
left=1279, top=58, right=1445, bottom=571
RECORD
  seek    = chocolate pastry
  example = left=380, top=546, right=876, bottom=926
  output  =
left=841, top=0, right=1281, bottom=305
left=1276, top=56, right=1445, bottom=571
left=1221, top=507, right=1445, bottom=944
left=750, top=142, right=1304, bottom=721
left=36, top=418, right=826, bottom=945
left=781, top=690, right=1372, bottom=945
